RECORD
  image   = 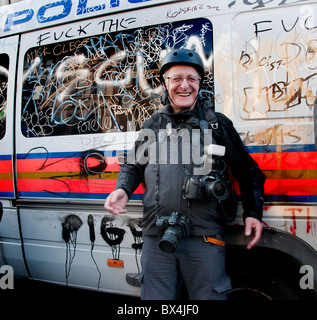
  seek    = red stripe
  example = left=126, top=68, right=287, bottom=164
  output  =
left=16, top=178, right=317, bottom=196
left=17, top=178, right=145, bottom=194
left=17, top=157, right=120, bottom=172
left=0, top=160, right=13, bottom=173
left=17, top=153, right=316, bottom=172
left=15, top=152, right=316, bottom=198
left=264, top=179, right=317, bottom=195
left=0, top=160, right=14, bottom=193
left=0, top=180, right=14, bottom=192
left=233, top=178, right=317, bottom=196
left=251, top=152, right=317, bottom=170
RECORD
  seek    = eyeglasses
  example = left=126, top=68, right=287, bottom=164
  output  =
left=164, top=76, right=201, bottom=84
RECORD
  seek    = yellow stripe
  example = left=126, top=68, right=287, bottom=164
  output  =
left=262, top=169, right=317, bottom=179
left=0, top=172, right=13, bottom=179
left=17, top=171, right=119, bottom=179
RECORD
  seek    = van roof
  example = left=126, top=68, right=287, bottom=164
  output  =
left=0, top=0, right=178, bottom=37
left=2, top=0, right=313, bottom=38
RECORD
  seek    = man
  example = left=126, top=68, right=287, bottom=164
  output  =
left=104, top=49, right=265, bottom=300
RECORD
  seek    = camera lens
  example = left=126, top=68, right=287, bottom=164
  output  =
left=159, top=239, right=177, bottom=253
left=159, top=227, right=182, bottom=253
left=205, top=180, right=229, bottom=201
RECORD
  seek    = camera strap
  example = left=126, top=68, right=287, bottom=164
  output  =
left=203, top=236, right=225, bottom=247
left=196, top=98, right=209, bottom=133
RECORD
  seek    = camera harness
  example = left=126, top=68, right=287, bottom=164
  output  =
left=154, top=98, right=219, bottom=220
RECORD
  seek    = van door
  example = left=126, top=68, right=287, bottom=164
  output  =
left=0, top=35, right=29, bottom=278
left=0, top=37, right=16, bottom=199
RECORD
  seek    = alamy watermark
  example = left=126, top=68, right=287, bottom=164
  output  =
left=106, top=124, right=225, bottom=176
left=299, top=265, right=314, bottom=290
left=0, top=265, right=14, bottom=290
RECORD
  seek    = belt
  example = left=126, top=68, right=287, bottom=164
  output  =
left=203, top=236, right=225, bottom=247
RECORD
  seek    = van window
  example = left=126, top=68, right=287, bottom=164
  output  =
left=21, top=18, right=213, bottom=138
left=0, top=54, right=9, bottom=140
left=233, top=8, right=316, bottom=121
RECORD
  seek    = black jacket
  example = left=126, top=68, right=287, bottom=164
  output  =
left=116, top=96, right=266, bottom=236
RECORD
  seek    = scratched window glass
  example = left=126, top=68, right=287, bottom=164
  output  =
left=21, top=18, right=213, bottom=138
left=0, top=54, right=9, bottom=140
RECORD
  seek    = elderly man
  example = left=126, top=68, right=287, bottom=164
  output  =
left=105, top=49, right=265, bottom=300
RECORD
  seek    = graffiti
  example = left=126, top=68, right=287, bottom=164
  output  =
left=36, top=18, right=137, bottom=46
left=0, top=54, right=9, bottom=140
left=62, top=214, right=83, bottom=285
left=100, top=216, right=126, bottom=260
left=79, top=151, right=107, bottom=177
left=1, top=0, right=313, bottom=37
left=238, top=0, right=309, bottom=10
left=21, top=18, right=213, bottom=138
left=128, top=218, right=143, bottom=274
left=230, top=6, right=317, bottom=121
left=242, top=74, right=316, bottom=114
left=241, top=124, right=302, bottom=145
left=59, top=213, right=143, bottom=287
left=284, top=207, right=313, bottom=236
left=166, top=3, right=220, bottom=19
left=19, top=146, right=115, bottom=198
left=88, top=214, right=101, bottom=289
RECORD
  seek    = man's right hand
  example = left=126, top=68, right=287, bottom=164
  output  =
left=104, top=188, right=129, bottom=215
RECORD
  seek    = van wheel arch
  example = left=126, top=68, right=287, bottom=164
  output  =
left=225, top=226, right=317, bottom=300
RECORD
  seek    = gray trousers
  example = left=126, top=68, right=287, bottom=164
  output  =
left=140, top=235, right=232, bottom=300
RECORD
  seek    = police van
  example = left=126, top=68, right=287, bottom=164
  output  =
left=0, top=0, right=316, bottom=300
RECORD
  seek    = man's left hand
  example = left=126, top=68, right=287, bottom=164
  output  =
left=244, top=217, right=263, bottom=249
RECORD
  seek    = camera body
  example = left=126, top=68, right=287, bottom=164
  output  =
left=184, top=174, right=231, bottom=201
left=156, top=211, right=191, bottom=253
left=183, top=157, right=231, bottom=202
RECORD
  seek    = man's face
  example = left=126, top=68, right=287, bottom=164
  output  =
left=163, top=65, right=201, bottom=113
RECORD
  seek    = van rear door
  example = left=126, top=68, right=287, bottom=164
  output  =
left=0, top=35, right=29, bottom=278
left=0, top=36, right=16, bottom=200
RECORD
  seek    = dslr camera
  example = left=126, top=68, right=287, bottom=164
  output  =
left=183, top=158, right=231, bottom=202
left=156, top=211, right=191, bottom=253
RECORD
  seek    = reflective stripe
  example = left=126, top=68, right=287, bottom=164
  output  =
left=0, top=157, right=14, bottom=198
left=13, top=147, right=317, bottom=202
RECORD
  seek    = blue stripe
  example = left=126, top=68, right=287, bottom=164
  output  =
left=16, top=150, right=125, bottom=159
left=18, top=191, right=316, bottom=203
left=264, top=195, right=317, bottom=203
left=246, top=144, right=317, bottom=154
left=238, top=195, right=317, bottom=203
left=0, top=154, right=12, bottom=160
left=18, top=191, right=143, bottom=201
left=0, top=192, right=14, bottom=198
left=15, top=144, right=317, bottom=160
